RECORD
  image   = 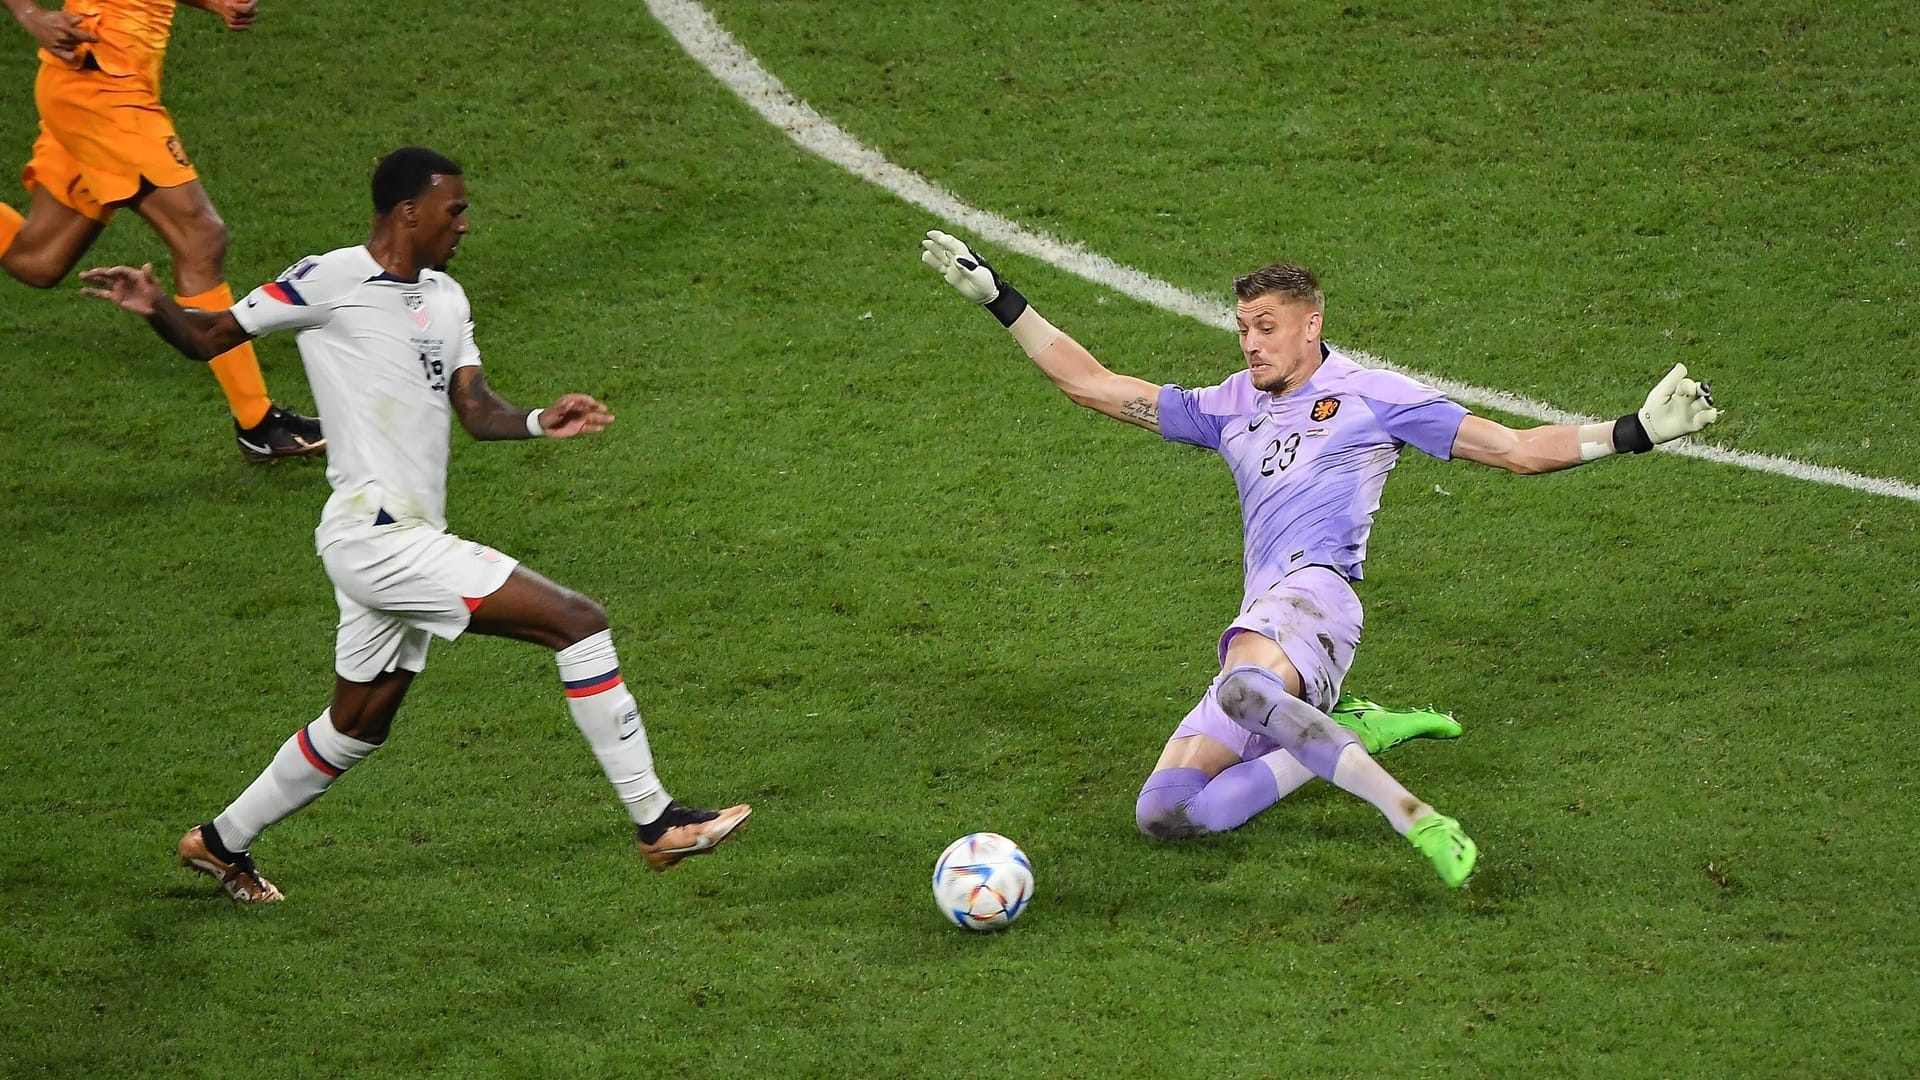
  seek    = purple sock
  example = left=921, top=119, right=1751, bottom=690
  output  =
left=1189, top=759, right=1284, bottom=833
left=1137, top=768, right=1208, bottom=839
left=1136, top=763, right=1282, bottom=839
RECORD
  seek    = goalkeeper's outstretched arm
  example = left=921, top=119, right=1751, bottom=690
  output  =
left=1450, top=364, right=1721, bottom=474
left=920, top=230, right=1164, bottom=433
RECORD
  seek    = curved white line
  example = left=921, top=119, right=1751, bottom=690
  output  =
left=646, top=0, right=1920, bottom=504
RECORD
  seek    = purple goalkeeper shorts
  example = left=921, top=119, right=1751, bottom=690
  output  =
left=1173, top=567, right=1363, bottom=759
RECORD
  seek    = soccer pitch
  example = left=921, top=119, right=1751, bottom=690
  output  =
left=3, top=0, right=1917, bottom=1074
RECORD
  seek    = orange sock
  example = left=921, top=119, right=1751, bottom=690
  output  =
left=0, top=203, right=22, bottom=257
left=175, top=282, right=271, bottom=429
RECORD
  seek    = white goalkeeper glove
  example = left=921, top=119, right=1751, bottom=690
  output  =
left=920, top=230, right=1030, bottom=327
left=1615, top=363, right=1719, bottom=452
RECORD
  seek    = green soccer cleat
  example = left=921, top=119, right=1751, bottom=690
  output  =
left=1332, top=693, right=1462, bottom=755
left=1407, top=812, right=1477, bottom=888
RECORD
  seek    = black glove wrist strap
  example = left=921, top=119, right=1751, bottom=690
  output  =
left=985, top=283, right=1029, bottom=328
left=1613, top=413, right=1655, bottom=454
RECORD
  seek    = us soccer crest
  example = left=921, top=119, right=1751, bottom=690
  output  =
left=404, top=292, right=431, bottom=329
left=1310, top=397, right=1341, bottom=422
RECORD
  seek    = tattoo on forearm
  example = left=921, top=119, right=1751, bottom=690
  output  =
left=1121, top=397, right=1158, bottom=424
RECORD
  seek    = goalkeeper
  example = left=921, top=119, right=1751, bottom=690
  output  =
left=921, top=230, right=1718, bottom=888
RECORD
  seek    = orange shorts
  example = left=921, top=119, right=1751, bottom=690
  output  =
left=24, top=59, right=197, bottom=223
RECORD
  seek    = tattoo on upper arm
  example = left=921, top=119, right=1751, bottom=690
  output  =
left=1121, top=397, right=1158, bottom=425
left=447, top=366, right=485, bottom=412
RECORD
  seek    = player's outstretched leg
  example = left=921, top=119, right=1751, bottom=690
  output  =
left=1139, top=690, right=1460, bottom=839
left=1332, top=693, right=1462, bottom=755
left=1217, top=664, right=1476, bottom=885
left=552, top=628, right=751, bottom=871
left=184, top=709, right=383, bottom=901
left=1136, top=753, right=1308, bottom=840
left=1136, top=688, right=1319, bottom=840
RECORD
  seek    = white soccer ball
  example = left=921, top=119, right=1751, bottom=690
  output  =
left=932, top=832, right=1034, bottom=931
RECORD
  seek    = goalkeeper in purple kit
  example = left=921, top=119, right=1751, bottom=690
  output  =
left=921, top=230, right=1718, bottom=887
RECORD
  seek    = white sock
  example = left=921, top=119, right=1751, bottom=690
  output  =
left=213, top=710, right=380, bottom=851
left=1255, top=749, right=1317, bottom=802
left=1329, top=743, right=1430, bottom=835
left=1222, top=669, right=1431, bottom=835
left=556, top=630, right=671, bottom=826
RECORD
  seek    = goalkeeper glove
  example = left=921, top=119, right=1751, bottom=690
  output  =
left=920, top=230, right=1030, bottom=327
left=1614, top=363, right=1720, bottom=452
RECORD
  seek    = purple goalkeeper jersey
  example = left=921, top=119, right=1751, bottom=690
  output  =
left=1157, top=345, right=1470, bottom=591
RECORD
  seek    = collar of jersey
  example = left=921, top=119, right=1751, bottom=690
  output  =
left=353, top=244, right=426, bottom=285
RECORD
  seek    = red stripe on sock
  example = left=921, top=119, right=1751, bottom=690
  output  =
left=563, top=674, right=625, bottom=698
left=296, top=727, right=344, bottom=777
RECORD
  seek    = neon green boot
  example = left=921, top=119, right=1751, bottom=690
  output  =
left=1332, top=694, right=1462, bottom=755
left=1408, top=812, right=1477, bottom=887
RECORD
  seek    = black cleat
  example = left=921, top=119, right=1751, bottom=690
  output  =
left=236, top=405, right=325, bottom=462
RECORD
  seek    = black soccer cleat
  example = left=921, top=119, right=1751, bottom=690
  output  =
left=236, top=404, right=325, bottom=462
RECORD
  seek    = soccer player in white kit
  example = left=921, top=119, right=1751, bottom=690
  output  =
left=922, top=230, right=1719, bottom=888
left=81, top=147, right=749, bottom=901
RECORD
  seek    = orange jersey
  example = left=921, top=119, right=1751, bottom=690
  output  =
left=43, top=0, right=177, bottom=88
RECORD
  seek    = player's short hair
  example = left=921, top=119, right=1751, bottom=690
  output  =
left=1233, top=263, right=1324, bottom=310
left=371, top=147, right=464, bottom=215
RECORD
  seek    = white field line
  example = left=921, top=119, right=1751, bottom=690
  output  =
left=647, top=0, right=1920, bottom=504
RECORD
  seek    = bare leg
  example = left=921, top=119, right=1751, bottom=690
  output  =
left=0, top=183, right=103, bottom=288
left=466, top=564, right=608, bottom=648
left=128, top=179, right=276, bottom=430
left=327, top=668, right=418, bottom=743
left=126, top=178, right=227, bottom=293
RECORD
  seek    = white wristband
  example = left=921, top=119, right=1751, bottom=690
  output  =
left=1577, top=421, right=1616, bottom=462
left=526, top=408, right=545, bottom=438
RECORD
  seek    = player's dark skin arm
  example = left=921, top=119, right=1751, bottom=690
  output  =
left=449, top=366, right=543, bottom=441
left=77, top=263, right=249, bottom=360
left=144, top=298, right=251, bottom=362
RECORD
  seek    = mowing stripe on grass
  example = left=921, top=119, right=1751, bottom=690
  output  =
left=646, top=0, right=1920, bottom=505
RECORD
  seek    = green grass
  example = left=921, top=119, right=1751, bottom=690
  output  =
left=3, top=1, right=1918, bottom=1075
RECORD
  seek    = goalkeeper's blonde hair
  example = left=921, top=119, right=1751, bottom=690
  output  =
left=1233, top=264, right=1323, bottom=310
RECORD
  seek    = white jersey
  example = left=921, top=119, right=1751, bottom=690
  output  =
left=232, top=245, right=481, bottom=544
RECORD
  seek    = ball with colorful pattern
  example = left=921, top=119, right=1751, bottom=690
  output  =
left=932, top=832, right=1034, bottom=931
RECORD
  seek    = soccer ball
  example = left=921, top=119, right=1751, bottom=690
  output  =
left=932, top=832, right=1034, bottom=931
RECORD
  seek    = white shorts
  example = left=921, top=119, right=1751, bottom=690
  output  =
left=319, top=521, right=519, bottom=682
